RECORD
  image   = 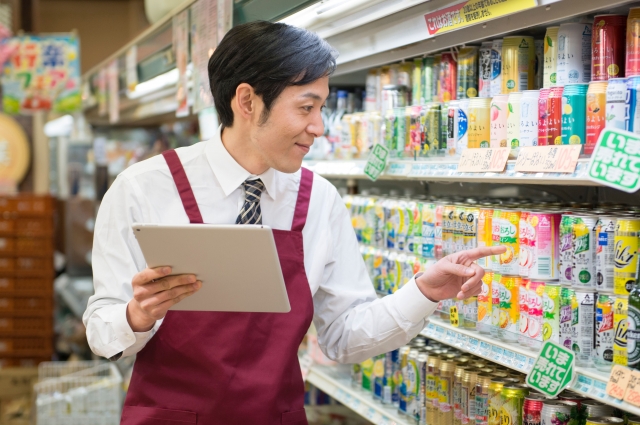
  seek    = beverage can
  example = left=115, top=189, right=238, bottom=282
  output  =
left=475, top=373, right=492, bottom=425
left=520, top=90, right=540, bottom=147
left=500, top=384, right=529, bottom=425
left=507, top=91, right=522, bottom=154
left=519, top=210, right=531, bottom=277
left=400, top=349, right=420, bottom=415
left=435, top=203, right=444, bottom=260
left=628, top=8, right=640, bottom=77
left=614, top=218, right=640, bottom=295
left=543, top=27, right=559, bottom=88
left=535, top=39, right=544, bottom=90
left=464, top=206, right=479, bottom=251
left=548, top=86, right=564, bottom=145
left=373, top=352, right=387, bottom=401
left=499, top=209, right=520, bottom=275
left=441, top=52, right=458, bottom=102
left=595, top=216, right=617, bottom=291
left=586, top=81, right=608, bottom=155
left=538, top=88, right=551, bottom=145
left=527, top=280, right=546, bottom=349
left=490, top=209, right=503, bottom=271
left=574, top=289, right=596, bottom=367
left=559, top=287, right=576, bottom=351
left=454, top=204, right=467, bottom=255
left=586, top=418, right=624, bottom=425
left=479, top=42, right=493, bottom=98
left=595, top=293, right=616, bottom=371
left=411, top=201, right=423, bottom=255
left=559, top=214, right=574, bottom=285
left=523, top=394, right=545, bottom=425
left=463, top=296, right=478, bottom=330
left=499, top=275, right=521, bottom=342
left=422, top=202, right=436, bottom=259
left=592, top=15, right=627, bottom=81
left=562, top=83, right=588, bottom=146
left=490, top=40, right=503, bottom=97
left=557, top=23, right=593, bottom=85
left=461, top=369, right=479, bottom=424
left=397, top=199, right=412, bottom=251
left=518, top=278, right=530, bottom=346
left=426, top=355, right=441, bottom=424
left=487, top=378, right=508, bottom=425
left=468, top=98, right=491, bottom=148
left=413, top=58, right=423, bottom=106
left=582, top=400, right=614, bottom=418
left=525, top=212, right=561, bottom=280
left=627, top=76, right=640, bottom=134
left=613, top=295, right=628, bottom=366
left=443, top=203, right=456, bottom=258
left=541, top=400, right=578, bottom=425
left=628, top=285, right=640, bottom=369
left=438, top=360, right=455, bottom=425
left=490, top=94, right=508, bottom=148
left=448, top=101, right=461, bottom=157
left=458, top=47, right=479, bottom=100
left=422, top=57, right=434, bottom=106
left=572, top=215, right=598, bottom=287
left=478, top=271, right=493, bottom=334
left=426, top=102, right=444, bottom=153
left=457, top=99, right=470, bottom=156
left=477, top=207, right=494, bottom=268
left=409, top=105, right=424, bottom=157
left=491, top=272, right=503, bottom=339
left=605, top=77, right=629, bottom=131
left=416, top=353, right=428, bottom=421
left=454, top=364, right=466, bottom=425
left=502, top=36, right=536, bottom=93
left=434, top=55, right=442, bottom=102
left=441, top=104, right=450, bottom=153
left=542, top=281, right=561, bottom=344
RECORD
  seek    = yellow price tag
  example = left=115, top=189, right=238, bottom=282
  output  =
left=450, top=304, right=460, bottom=328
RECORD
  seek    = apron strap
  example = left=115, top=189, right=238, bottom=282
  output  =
left=291, top=167, right=313, bottom=232
left=162, top=150, right=204, bottom=224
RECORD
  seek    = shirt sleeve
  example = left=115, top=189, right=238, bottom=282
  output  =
left=83, top=174, right=162, bottom=359
left=312, top=191, right=439, bottom=364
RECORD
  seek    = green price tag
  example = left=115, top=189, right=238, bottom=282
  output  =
left=525, top=341, right=575, bottom=397
left=588, top=128, right=640, bottom=193
left=363, top=144, right=389, bottom=182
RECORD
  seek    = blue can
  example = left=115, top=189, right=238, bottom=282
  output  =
left=628, top=76, right=640, bottom=133
left=561, top=83, right=588, bottom=145
left=606, top=78, right=629, bottom=131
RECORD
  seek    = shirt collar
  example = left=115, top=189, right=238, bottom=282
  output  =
left=205, top=126, right=277, bottom=201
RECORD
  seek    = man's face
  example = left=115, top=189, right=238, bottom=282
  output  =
left=249, top=76, right=328, bottom=173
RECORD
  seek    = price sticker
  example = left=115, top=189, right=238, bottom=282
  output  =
left=457, top=148, right=510, bottom=173
left=491, top=345, right=504, bottom=363
left=409, top=163, right=429, bottom=177
left=436, top=326, right=446, bottom=340
left=480, top=341, right=491, bottom=357
left=593, top=379, right=608, bottom=399
left=502, top=350, right=515, bottom=366
left=514, top=145, right=581, bottom=173
left=624, top=371, right=640, bottom=407
left=607, top=365, right=632, bottom=400
left=387, top=162, right=411, bottom=176
left=450, top=305, right=460, bottom=327
left=426, top=322, right=436, bottom=335
left=456, top=333, right=467, bottom=348
left=446, top=329, right=456, bottom=343
left=468, top=337, right=479, bottom=353
left=515, top=354, right=529, bottom=371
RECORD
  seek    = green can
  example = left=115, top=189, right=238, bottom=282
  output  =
left=457, top=46, right=479, bottom=100
left=560, top=214, right=574, bottom=286
left=384, top=109, right=396, bottom=152
left=542, top=281, right=561, bottom=344
left=362, top=357, right=374, bottom=391
left=413, top=58, right=423, bottom=106
left=559, top=287, right=577, bottom=351
left=561, top=83, right=588, bottom=146
left=441, top=103, right=449, bottom=152
left=425, top=103, right=442, bottom=155
left=499, top=383, right=530, bottom=425
left=423, top=56, right=434, bottom=106
left=395, top=107, right=408, bottom=158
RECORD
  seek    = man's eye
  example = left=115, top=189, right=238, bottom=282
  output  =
left=303, top=106, right=313, bottom=112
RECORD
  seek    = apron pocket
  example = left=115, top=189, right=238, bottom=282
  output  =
left=281, top=408, right=308, bottom=424
left=122, top=406, right=197, bottom=424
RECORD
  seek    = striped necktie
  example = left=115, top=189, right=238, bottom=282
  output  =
left=236, top=179, right=265, bottom=225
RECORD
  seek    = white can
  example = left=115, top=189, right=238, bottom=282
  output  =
left=519, top=90, right=539, bottom=147
left=507, top=92, right=522, bottom=156
left=535, top=40, right=544, bottom=90
left=557, top=23, right=593, bottom=85
left=574, top=289, right=596, bottom=367
left=447, top=101, right=460, bottom=156
left=543, top=27, right=560, bottom=88
left=490, top=39, right=503, bottom=96
left=605, top=78, right=629, bottom=131
left=457, top=99, right=470, bottom=156
left=479, top=42, right=493, bottom=98
left=596, top=217, right=617, bottom=292
left=572, top=215, right=598, bottom=288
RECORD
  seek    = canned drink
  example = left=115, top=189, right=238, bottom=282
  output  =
left=464, top=297, right=478, bottom=330
left=586, top=418, right=624, bottom=425
left=500, top=384, right=530, bottom=425
left=613, top=295, right=629, bottom=366
left=592, top=15, right=627, bottom=81
left=557, top=23, right=593, bottom=85
left=559, top=287, right=576, bottom=350
left=416, top=353, right=428, bottom=421
left=574, top=289, right=596, bottom=367
left=423, top=57, right=434, bottom=105
left=361, top=357, right=374, bottom=392
left=438, top=360, right=455, bottom=425
left=572, top=215, right=598, bottom=287
left=535, top=39, right=544, bottom=90
left=490, top=209, right=503, bottom=271
left=491, top=40, right=503, bottom=96
left=426, top=102, right=444, bottom=153
left=373, top=353, right=387, bottom=401
left=413, top=58, right=423, bottom=106
left=595, top=294, right=616, bottom=371
left=559, top=214, right=574, bottom=285
left=491, top=272, right=503, bottom=339
left=499, top=209, right=521, bottom=275
left=454, top=365, right=467, bottom=425
left=586, top=81, right=608, bottom=155
left=487, top=378, right=509, bottom=425
left=409, top=201, right=422, bottom=255
left=386, top=251, right=401, bottom=293
left=478, top=271, right=493, bottom=334
left=465, top=206, right=479, bottom=252
left=479, top=42, right=493, bottom=98
left=614, top=218, right=640, bottom=295
left=399, top=349, right=419, bottom=415
left=435, top=203, right=444, bottom=260
left=606, top=78, right=630, bottom=133
left=475, top=373, right=492, bottom=425
left=520, top=90, right=540, bottom=147
left=443, top=204, right=455, bottom=257
left=540, top=400, right=578, bottom=425
left=396, top=199, right=411, bottom=252
left=458, top=46, right=479, bottom=99
left=422, top=202, right=436, bottom=259
left=582, top=400, right=614, bottom=418
left=434, top=55, right=442, bottom=102
left=468, top=98, right=491, bottom=148
left=548, top=86, right=564, bottom=145
left=538, top=88, right=551, bottom=145
left=441, top=52, right=458, bottom=102
left=562, top=83, right=588, bottom=146
left=628, top=417, right=640, bottom=425
left=507, top=92, right=522, bottom=154
left=518, top=278, right=530, bottom=345
left=523, top=212, right=561, bottom=280
left=596, top=217, right=617, bottom=291
left=523, top=394, right=545, bottom=425
left=628, top=76, right=640, bottom=134
left=477, top=207, right=494, bottom=269
left=352, top=362, right=363, bottom=389
left=455, top=204, right=467, bottom=255
left=457, top=99, right=470, bottom=156
left=499, top=275, right=521, bottom=342
left=527, top=280, right=546, bottom=349
left=502, top=36, right=536, bottom=93
left=461, top=369, right=479, bottom=425
left=409, top=106, right=424, bottom=157
left=426, top=355, right=441, bottom=424
left=628, top=8, right=640, bottom=77
left=448, top=101, right=461, bottom=156
left=628, top=285, right=640, bottom=369
left=543, top=27, right=559, bottom=88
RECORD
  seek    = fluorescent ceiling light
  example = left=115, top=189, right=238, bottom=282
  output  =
left=44, top=114, right=73, bottom=138
left=127, top=68, right=179, bottom=100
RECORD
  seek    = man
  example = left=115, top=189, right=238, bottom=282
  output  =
left=84, top=21, right=504, bottom=424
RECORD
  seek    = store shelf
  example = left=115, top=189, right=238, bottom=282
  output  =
left=421, top=317, right=640, bottom=416
left=306, top=364, right=412, bottom=425
left=303, top=159, right=602, bottom=186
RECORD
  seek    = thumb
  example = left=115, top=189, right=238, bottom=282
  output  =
left=438, top=260, right=475, bottom=277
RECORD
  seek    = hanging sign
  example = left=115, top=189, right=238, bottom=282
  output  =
left=190, top=0, right=217, bottom=113
left=125, top=45, right=138, bottom=94
left=424, top=0, right=537, bottom=36
left=363, top=143, right=389, bottom=181
left=173, top=9, right=190, bottom=117
left=1, top=34, right=81, bottom=114
left=587, top=128, right=640, bottom=193
left=107, top=59, right=119, bottom=124
left=515, top=145, right=582, bottom=173
left=525, top=341, right=575, bottom=397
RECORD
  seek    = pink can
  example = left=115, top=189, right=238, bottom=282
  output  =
left=537, top=88, right=551, bottom=146
left=490, top=94, right=509, bottom=148
left=519, top=211, right=561, bottom=280
left=518, top=278, right=530, bottom=346
left=519, top=211, right=532, bottom=277
left=527, top=280, right=546, bottom=349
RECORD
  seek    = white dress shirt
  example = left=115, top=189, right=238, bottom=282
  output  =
left=83, top=127, right=438, bottom=363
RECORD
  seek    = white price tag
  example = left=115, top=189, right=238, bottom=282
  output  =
left=527, top=357, right=536, bottom=371
left=576, top=375, right=593, bottom=393
left=514, top=354, right=528, bottom=371
left=426, top=322, right=436, bottom=336
left=436, top=326, right=446, bottom=339
left=480, top=341, right=491, bottom=357
left=409, top=163, right=428, bottom=177
left=468, top=337, right=479, bottom=354
left=491, top=345, right=504, bottom=363
left=445, top=330, right=456, bottom=343
left=335, top=388, right=347, bottom=401
left=502, top=350, right=515, bottom=366
left=593, top=379, right=608, bottom=399
left=387, top=162, right=411, bottom=176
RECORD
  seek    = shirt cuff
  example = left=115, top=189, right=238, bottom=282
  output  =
left=108, top=303, right=155, bottom=358
left=392, top=276, right=439, bottom=324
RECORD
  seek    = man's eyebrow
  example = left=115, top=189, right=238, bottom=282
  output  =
left=300, top=92, right=325, bottom=101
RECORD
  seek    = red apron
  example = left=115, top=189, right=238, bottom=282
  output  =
left=121, top=150, right=314, bottom=425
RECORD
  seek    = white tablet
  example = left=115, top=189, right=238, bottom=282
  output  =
left=132, top=223, right=290, bottom=313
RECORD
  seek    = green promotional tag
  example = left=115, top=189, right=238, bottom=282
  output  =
left=525, top=341, right=575, bottom=397
left=588, top=128, right=640, bottom=193
left=363, top=143, right=390, bottom=182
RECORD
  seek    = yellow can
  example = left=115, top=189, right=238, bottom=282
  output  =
left=488, top=378, right=509, bottom=425
left=614, top=218, right=640, bottom=295
left=502, top=36, right=536, bottom=94
left=543, top=27, right=560, bottom=88
left=426, top=355, right=442, bottom=425
left=499, top=275, right=522, bottom=343
left=613, top=295, right=629, bottom=366
left=477, top=206, right=494, bottom=269
left=468, top=98, right=491, bottom=148
left=498, top=209, right=521, bottom=275
left=478, top=271, right=493, bottom=334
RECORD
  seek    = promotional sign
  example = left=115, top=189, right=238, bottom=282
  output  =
left=588, top=128, right=640, bottom=193
left=173, top=9, right=190, bottom=117
left=457, top=147, right=510, bottom=172
left=1, top=34, right=81, bottom=114
left=364, top=144, right=389, bottom=181
left=424, top=0, right=536, bottom=36
left=526, top=341, right=575, bottom=397
left=607, top=365, right=632, bottom=400
left=515, top=145, right=582, bottom=173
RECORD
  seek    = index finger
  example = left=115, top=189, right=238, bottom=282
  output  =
left=133, top=266, right=172, bottom=286
left=463, top=246, right=507, bottom=262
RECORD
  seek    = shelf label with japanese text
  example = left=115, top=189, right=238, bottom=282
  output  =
left=526, top=341, right=574, bottom=397
left=607, top=365, right=632, bottom=400
left=450, top=305, right=460, bottom=327
left=457, top=147, right=510, bottom=173
left=364, top=144, right=389, bottom=181
left=624, top=370, right=640, bottom=406
left=588, top=128, right=640, bottom=193
left=515, top=145, right=582, bottom=173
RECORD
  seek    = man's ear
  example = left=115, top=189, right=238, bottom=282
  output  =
left=233, top=83, right=256, bottom=122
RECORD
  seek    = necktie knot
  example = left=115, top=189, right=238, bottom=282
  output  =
left=236, top=179, right=264, bottom=225
left=243, top=179, right=265, bottom=203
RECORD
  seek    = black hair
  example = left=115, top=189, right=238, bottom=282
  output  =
left=208, top=21, right=337, bottom=128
